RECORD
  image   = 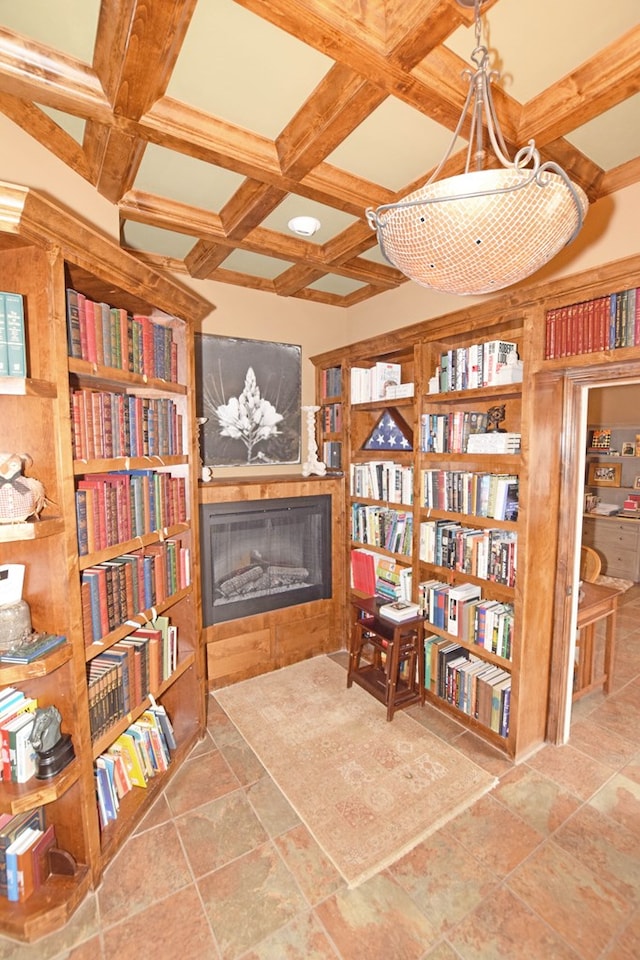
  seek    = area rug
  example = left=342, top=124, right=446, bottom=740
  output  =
left=215, top=655, right=497, bottom=887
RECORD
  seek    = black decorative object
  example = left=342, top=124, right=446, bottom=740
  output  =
left=29, top=706, right=75, bottom=780
left=486, top=404, right=507, bottom=433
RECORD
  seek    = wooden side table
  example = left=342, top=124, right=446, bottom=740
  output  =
left=573, top=581, right=619, bottom=701
left=348, top=597, right=425, bottom=720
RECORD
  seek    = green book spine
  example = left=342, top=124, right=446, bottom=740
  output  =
left=4, top=292, right=26, bottom=377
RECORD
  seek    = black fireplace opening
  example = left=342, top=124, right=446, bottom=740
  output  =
left=200, top=494, right=332, bottom=625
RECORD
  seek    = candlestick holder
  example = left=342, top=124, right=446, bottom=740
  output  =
left=301, top=406, right=326, bottom=476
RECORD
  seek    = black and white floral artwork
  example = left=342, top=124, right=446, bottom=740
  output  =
left=195, top=334, right=301, bottom=467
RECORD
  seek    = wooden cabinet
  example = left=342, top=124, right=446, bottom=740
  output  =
left=0, top=182, right=212, bottom=941
left=582, top=516, right=640, bottom=580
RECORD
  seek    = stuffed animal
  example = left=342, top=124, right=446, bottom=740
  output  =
left=0, top=453, right=46, bottom=522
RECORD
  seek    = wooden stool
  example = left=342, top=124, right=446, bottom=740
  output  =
left=348, top=597, right=425, bottom=720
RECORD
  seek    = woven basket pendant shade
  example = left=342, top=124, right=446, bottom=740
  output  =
left=375, top=167, right=589, bottom=296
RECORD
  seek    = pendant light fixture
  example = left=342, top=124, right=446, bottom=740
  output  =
left=366, top=0, right=588, bottom=296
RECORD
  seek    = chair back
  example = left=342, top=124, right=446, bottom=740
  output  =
left=580, top=545, right=602, bottom=582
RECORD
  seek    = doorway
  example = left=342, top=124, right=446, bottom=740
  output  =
left=547, top=364, right=640, bottom=745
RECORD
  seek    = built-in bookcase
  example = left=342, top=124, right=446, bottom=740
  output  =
left=0, top=182, right=212, bottom=942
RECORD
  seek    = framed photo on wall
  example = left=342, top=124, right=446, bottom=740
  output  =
left=195, top=334, right=302, bottom=467
left=587, top=462, right=621, bottom=487
left=621, top=442, right=635, bottom=456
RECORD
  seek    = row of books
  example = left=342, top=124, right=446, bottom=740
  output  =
left=66, top=288, right=178, bottom=380
left=322, top=440, right=342, bottom=470
left=425, top=638, right=511, bottom=736
left=420, top=411, right=489, bottom=453
left=321, top=401, right=342, bottom=432
left=351, top=503, right=413, bottom=556
left=429, top=340, right=520, bottom=393
left=544, top=287, right=640, bottom=359
left=420, top=470, right=519, bottom=522
left=419, top=580, right=514, bottom=659
left=0, top=687, right=38, bottom=784
left=71, top=387, right=183, bottom=461
left=95, top=703, right=176, bottom=829
left=419, top=520, right=517, bottom=588
left=0, top=807, right=56, bottom=902
left=350, top=461, right=414, bottom=504
left=87, top=621, right=178, bottom=740
left=0, top=291, right=26, bottom=378
left=81, top=541, right=189, bottom=644
left=75, top=469, right=187, bottom=555
left=350, top=361, right=407, bottom=403
left=321, top=365, right=342, bottom=399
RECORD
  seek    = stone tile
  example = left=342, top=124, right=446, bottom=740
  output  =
left=588, top=771, right=640, bottom=838
left=491, top=763, right=582, bottom=835
left=553, top=802, right=640, bottom=903
left=274, top=823, right=344, bottom=905
left=601, top=903, right=640, bottom=960
left=241, top=911, right=340, bottom=959
left=595, top=694, right=640, bottom=744
left=102, top=886, right=218, bottom=960
left=568, top=716, right=638, bottom=770
left=133, top=792, right=172, bottom=834
left=526, top=742, right=615, bottom=800
left=445, top=794, right=543, bottom=878
left=405, top=703, right=466, bottom=745
left=387, top=828, right=499, bottom=935
left=0, top=895, right=100, bottom=960
left=188, top=729, right=218, bottom=759
left=97, top=822, right=192, bottom=928
left=164, top=748, right=240, bottom=817
left=447, top=885, right=581, bottom=960
left=217, top=737, right=266, bottom=786
left=207, top=697, right=244, bottom=747
left=507, top=840, right=632, bottom=960
left=246, top=775, right=300, bottom=837
left=176, top=789, right=268, bottom=878
left=423, top=943, right=464, bottom=960
left=198, top=843, right=307, bottom=960
left=620, top=755, right=640, bottom=785
left=315, top=872, right=438, bottom=960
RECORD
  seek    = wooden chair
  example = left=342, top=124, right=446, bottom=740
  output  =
left=574, top=545, right=604, bottom=699
left=580, top=545, right=602, bottom=583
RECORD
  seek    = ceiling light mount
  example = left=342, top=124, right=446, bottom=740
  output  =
left=288, top=216, right=321, bottom=237
left=366, top=0, right=588, bottom=296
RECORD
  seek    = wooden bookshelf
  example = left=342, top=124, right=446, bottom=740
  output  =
left=0, top=181, right=213, bottom=941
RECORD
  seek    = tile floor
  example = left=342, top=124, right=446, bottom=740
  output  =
left=0, top=587, right=638, bottom=960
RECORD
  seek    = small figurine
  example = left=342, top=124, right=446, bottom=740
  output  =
left=29, top=705, right=75, bottom=779
left=0, top=453, right=46, bottom=523
left=486, top=404, right=507, bottom=433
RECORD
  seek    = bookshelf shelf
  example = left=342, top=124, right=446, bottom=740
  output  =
left=0, top=377, right=56, bottom=398
left=0, top=760, right=81, bottom=817
left=0, top=182, right=212, bottom=941
left=0, top=518, right=64, bottom=543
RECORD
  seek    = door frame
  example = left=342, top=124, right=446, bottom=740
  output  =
left=546, top=359, right=640, bottom=744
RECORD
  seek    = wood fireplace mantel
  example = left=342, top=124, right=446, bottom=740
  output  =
left=199, top=474, right=346, bottom=689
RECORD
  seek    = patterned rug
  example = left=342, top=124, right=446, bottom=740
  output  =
left=215, top=655, right=497, bottom=887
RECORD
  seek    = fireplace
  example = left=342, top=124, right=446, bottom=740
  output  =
left=200, top=494, right=332, bottom=625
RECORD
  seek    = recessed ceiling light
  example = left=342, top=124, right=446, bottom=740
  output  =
left=288, top=216, right=321, bottom=237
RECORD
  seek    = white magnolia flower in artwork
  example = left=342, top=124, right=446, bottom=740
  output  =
left=214, top=367, right=283, bottom=463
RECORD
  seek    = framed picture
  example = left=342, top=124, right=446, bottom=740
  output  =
left=195, top=334, right=301, bottom=467
left=621, top=442, right=635, bottom=456
left=587, top=462, right=621, bottom=487
left=634, top=476, right=640, bottom=490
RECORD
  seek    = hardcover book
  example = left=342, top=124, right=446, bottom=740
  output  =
left=379, top=600, right=421, bottom=623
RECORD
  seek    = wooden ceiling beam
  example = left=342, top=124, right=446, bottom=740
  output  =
left=219, top=181, right=288, bottom=238
left=0, top=27, right=110, bottom=119
left=520, top=27, right=640, bottom=146
left=0, top=93, right=91, bottom=180
left=119, top=190, right=225, bottom=239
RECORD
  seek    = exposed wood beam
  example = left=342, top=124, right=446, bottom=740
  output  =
left=0, top=27, right=109, bottom=119
left=0, top=93, right=91, bottom=180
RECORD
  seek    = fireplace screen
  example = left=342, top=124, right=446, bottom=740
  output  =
left=200, top=495, right=332, bottom=625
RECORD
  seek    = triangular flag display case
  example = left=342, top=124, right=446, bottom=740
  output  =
left=362, top=407, right=413, bottom=452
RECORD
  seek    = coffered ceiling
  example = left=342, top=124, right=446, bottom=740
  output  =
left=0, top=0, right=638, bottom=306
